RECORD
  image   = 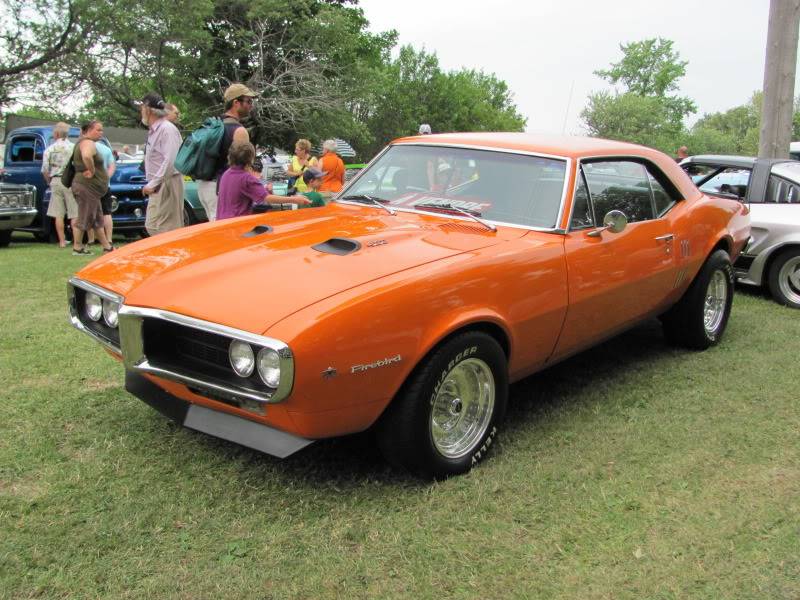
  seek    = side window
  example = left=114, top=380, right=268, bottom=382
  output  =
left=9, top=136, right=44, bottom=163
left=698, top=168, right=750, bottom=200
left=569, top=170, right=594, bottom=229
left=647, top=172, right=675, bottom=216
left=582, top=161, right=655, bottom=223
left=766, top=175, right=800, bottom=204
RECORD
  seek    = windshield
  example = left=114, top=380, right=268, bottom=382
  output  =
left=342, top=145, right=568, bottom=228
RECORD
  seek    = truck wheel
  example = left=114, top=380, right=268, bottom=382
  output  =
left=661, top=249, right=734, bottom=350
left=0, top=230, right=11, bottom=247
left=377, top=331, right=508, bottom=479
left=767, top=249, right=800, bottom=309
left=183, top=202, right=197, bottom=227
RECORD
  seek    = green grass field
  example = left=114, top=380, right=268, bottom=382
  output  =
left=1, top=233, right=798, bottom=599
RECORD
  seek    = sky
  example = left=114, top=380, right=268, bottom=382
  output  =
left=358, top=0, right=786, bottom=136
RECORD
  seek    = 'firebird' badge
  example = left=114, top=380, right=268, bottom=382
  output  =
left=350, top=354, right=402, bottom=374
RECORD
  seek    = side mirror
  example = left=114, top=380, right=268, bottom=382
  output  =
left=587, top=209, right=628, bottom=237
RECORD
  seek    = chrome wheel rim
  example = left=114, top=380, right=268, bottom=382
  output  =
left=778, top=255, right=800, bottom=306
left=704, top=270, right=728, bottom=335
left=430, top=358, right=495, bottom=459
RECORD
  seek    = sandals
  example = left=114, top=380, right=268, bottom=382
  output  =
left=72, top=247, right=92, bottom=256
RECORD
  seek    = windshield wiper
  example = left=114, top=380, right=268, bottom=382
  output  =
left=340, top=194, right=396, bottom=215
left=414, top=202, right=497, bottom=232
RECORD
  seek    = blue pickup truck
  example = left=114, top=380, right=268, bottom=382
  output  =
left=1, top=125, right=148, bottom=240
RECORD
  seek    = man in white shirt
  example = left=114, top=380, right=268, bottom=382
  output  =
left=41, top=122, right=77, bottom=247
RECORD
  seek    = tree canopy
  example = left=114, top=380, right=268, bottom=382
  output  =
left=1, top=0, right=524, bottom=159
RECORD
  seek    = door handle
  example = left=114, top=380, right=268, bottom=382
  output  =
left=655, top=234, right=674, bottom=242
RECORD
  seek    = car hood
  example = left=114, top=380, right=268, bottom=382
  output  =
left=78, top=203, right=522, bottom=334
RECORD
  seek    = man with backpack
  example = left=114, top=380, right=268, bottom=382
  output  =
left=194, top=83, right=257, bottom=221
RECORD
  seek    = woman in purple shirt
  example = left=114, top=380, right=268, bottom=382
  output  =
left=216, top=141, right=310, bottom=219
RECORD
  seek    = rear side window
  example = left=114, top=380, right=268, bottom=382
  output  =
left=8, top=136, right=45, bottom=163
left=766, top=175, right=800, bottom=204
left=697, top=168, right=750, bottom=200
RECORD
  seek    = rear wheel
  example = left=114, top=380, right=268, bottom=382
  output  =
left=377, top=331, right=508, bottom=479
left=661, top=249, right=734, bottom=349
left=767, top=249, right=800, bottom=309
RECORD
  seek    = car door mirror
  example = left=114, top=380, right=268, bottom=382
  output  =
left=603, top=210, right=628, bottom=233
left=587, top=209, right=628, bottom=237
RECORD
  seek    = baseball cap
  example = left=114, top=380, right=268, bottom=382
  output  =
left=418, top=123, right=432, bottom=135
left=134, top=92, right=166, bottom=109
left=302, top=167, right=327, bottom=184
left=224, top=83, right=258, bottom=102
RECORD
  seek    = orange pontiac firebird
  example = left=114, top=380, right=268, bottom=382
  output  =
left=68, top=133, right=750, bottom=478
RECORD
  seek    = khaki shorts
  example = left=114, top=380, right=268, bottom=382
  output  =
left=46, top=179, right=78, bottom=219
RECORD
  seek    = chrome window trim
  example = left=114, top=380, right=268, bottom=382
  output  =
left=117, top=305, right=294, bottom=404
left=336, top=142, right=572, bottom=233
left=67, top=278, right=123, bottom=354
left=567, top=156, right=682, bottom=232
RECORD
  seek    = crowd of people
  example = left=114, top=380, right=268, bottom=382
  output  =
left=40, top=83, right=349, bottom=255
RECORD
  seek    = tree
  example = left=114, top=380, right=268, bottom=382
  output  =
left=0, top=0, right=95, bottom=115
left=581, top=38, right=695, bottom=152
left=362, top=46, right=526, bottom=157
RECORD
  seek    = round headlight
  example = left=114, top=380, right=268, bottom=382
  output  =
left=102, top=299, right=119, bottom=328
left=229, top=340, right=255, bottom=377
left=85, top=292, right=103, bottom=322
left=257, top=348, right=281, bottom=388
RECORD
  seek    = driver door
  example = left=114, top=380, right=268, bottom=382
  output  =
left=553, top=160, right=679, bottom=358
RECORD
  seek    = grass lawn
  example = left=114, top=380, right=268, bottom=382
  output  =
left=1, top=233, right=798, bottom=599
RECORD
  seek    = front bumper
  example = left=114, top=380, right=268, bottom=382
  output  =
left=0, top=207, right=37, bottom=230
left=126, top=371, right=313, bottom=458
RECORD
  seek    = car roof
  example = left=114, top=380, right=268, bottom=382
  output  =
left=771, top=161, right=800, bottom=182
left=391, top=132, right=702, bottom=201
left=393, top=132, right=658, bottom=158
left=8, top=125, right=81, bottom=137
left=682, top=154, right=800, bottom=171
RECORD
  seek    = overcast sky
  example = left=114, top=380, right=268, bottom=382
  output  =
left=359, top=0, right=788, bottom=136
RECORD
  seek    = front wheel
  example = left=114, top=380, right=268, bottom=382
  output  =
left=767, top=249, right=800, bottom=309
left=661, top=249, right=734, bottom=349
left=376, top=331, right=508, bottom=479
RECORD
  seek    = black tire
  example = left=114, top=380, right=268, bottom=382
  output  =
left=767, top=248, right=800, bottom=309
left=183, top=202, right=197, bottom=227
left=0, top=230, right=11, bottom=247
left=661, top=249, right=734, bottom=350
left=376, top=331, right=508, bottom=479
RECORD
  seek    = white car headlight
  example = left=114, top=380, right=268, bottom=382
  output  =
left=257, top=348, right=281, bottom=388
left=102, top=299, right=119, bottom=328
left=229, top=340, right=255, bottom=377
left=85, top=292, right=103, bottom=322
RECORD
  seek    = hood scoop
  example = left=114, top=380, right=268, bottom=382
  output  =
left=312, top=237, right=361, bottom=256
left=242, top=224, right=273, bottom=238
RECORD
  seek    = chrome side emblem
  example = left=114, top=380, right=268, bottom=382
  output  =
left=351, top=354, right=402, bottom=374
left=367, top=239, right=387, bottom=247
left=322, top=367, right=337, bottom=379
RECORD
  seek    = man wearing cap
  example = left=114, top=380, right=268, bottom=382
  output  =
left=196, top=83, right=257, bottom=221
left=139, top=92, right=184, bottom=236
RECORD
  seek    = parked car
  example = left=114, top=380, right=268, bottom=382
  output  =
left=68, top=133, right=749, bottom=478
left=0, top=182, right=37, bottom=247
left=681, top=155, right=800, bottom=308
left=0, top=125, right=147, bottom=240
left=181, top=179, right=209, bottom=225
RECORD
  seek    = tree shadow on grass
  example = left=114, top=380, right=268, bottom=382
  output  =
left=167, top=318, right=679, bottom=489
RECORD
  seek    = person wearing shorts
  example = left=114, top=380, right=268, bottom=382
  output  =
left=42, top=122, right=77, bottom=247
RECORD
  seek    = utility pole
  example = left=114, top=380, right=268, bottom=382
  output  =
left=758, top=0, right=800, bottom=159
